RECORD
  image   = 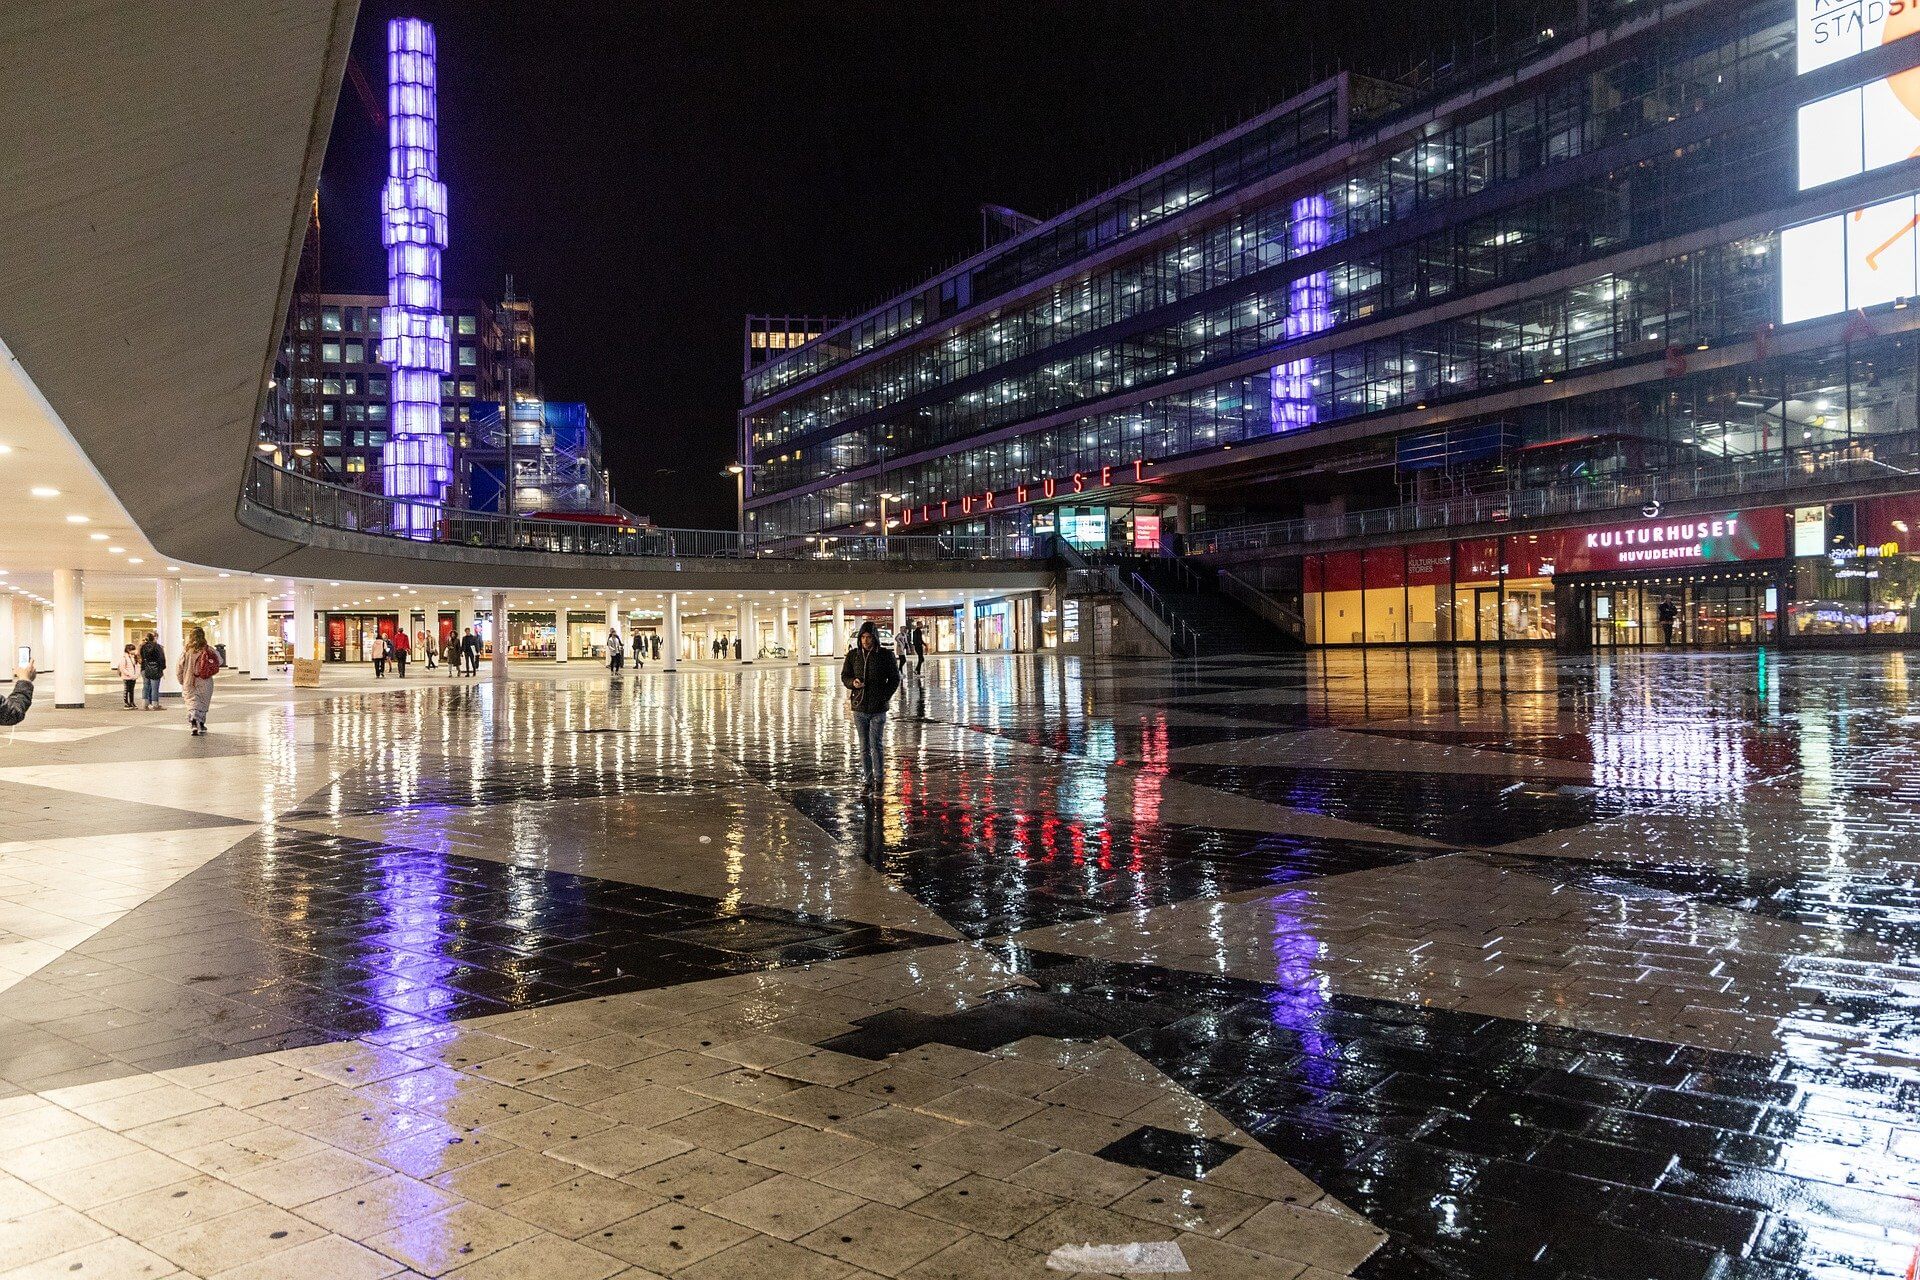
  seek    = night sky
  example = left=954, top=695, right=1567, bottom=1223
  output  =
left=322, top=1, right=1551, bottom=528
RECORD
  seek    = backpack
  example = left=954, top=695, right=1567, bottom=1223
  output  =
left=192, top=648, right=219, bottom=680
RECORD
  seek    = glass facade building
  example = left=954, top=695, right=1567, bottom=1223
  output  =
left=740, top=0, right=1920, bottom=647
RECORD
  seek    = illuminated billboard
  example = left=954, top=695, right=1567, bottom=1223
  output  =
left=1798, top=0, right=1920, bottom=74
left=1797, top=74, right=1920, bottom=188
left=1781, top=194, right=1920, bottom=321
left=1785, top=0, right=1920, bottom=323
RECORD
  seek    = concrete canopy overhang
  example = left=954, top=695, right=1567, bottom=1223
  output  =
left=0, top=2, right=1045, bottom=598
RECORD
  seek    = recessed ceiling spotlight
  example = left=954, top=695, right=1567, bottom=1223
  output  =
left=107, top=546, right=124, bottom=554
left=0, top=444, right=12, bottom=454
left=65, top=514, right=89, bottom=524
left=89, top=533, right=107, bottom=541
left=167, top=566, right=180, bottom=572
left=30, top=487, right=58, bottom=498
left=128, top=558, right=143, bottom=565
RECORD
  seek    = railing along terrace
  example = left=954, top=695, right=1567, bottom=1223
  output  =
left=242, top=458, right=1024, bottom=562
left=1189, top=431, right=1920, bottom=556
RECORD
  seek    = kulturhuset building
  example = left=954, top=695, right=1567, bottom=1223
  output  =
left=741, top=0, right=1920, bottom=650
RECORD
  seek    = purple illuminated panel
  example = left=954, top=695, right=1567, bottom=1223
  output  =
left=379, top=17, right=453, bottom=538
left=1270, top=194, right=1330, bottom=433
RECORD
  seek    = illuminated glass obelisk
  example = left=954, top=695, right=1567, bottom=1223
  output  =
left=1270, top=194, right=1329, bottom=433
left=379, top=17, right=453, bottom=538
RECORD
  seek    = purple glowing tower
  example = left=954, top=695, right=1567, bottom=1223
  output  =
left=1270, top=194, right=1330, bottom=433
left=379, top=17, right=453, bottom=538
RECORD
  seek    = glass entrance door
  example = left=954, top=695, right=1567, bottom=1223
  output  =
left=1475, top=588, right=1501, bottom=644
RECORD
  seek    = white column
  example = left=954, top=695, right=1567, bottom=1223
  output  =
left=962, top=592, right=979, bottom=654
left=454, top=603, right=472, bottom=665
left=797, top=594, right=812, bottom=664
left=40, top=606, right=55, bottom=670
left=107, top=610, right=125, bottom=656
left=224, top=605, right=243, bottom=673
left=156, top=579, right=183, bottom=697
left=832, top=599, right=847, bottom=656
left=555, top=608, right=570, bottom=663
left=249, top=593, right=270, bottom=680
left=53, top=569, right=84, bottom=707
left=892, top=593, right=906, bottom=639
left=0, top=593, right=14, bottom=679
left=740, top=599, right=757, bottom=663
left=664, top=593, right=680, bottom=672
left=490, top=591, right=509, bottom=680
left=293, top=583, right=316, bottom=660
left=778, top=603, right=791, bottom=655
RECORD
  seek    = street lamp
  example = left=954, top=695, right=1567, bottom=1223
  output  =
left=726, top=463, right=747, bottom=535
left=878, top=491, right=900, bottom=538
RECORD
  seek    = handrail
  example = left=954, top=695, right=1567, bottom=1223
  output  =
left=241, top=456, right=1031, bottom=563
left=1128, top=572, right=1201, bottom=657
left=1056, top=536, right=1192, bottom=656
left=1189, top=431, right=1920, bottom=556
left=1218, top=569, right=1306, bottom=642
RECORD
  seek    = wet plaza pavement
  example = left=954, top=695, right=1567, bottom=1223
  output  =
left=0, top=649, right=1917, bottom=1278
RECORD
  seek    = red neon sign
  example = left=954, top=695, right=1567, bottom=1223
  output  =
left=898, top=458, right=1147, bottom=528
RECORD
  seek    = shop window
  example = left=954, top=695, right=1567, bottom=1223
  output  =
left=1321, top=551, right=1363, bottom=645
left=1362, top=547, right=1407, bottom=643
left=1406, top=542, right=1454, bottom=642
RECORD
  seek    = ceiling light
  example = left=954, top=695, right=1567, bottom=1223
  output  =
left=65, top=514, right=89, bottom=524
left=0, top=444, right=12, bottom=454
left=30, top=487, right=58, bottom=498
left=128, top=558, right=143, bottom=565
left=107, top=546, right=124, bottom=554
left=256, top=442, right=275, bottom=452
left=167, top=566, right=180, bottom=572
left=88, top=532, right=107, bottom=541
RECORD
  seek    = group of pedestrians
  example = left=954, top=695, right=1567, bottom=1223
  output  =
left=369, top=628, right=414, bottom=678
left=115, top=632, right=170, bottom=710
left=604, top=630, right=661, bottom=674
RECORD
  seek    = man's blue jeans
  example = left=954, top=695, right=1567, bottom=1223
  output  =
left=141, top=675, right=161, bottom=706
left=853, top=710, right=887, bottom=784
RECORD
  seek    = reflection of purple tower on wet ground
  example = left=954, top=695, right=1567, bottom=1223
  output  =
left=379, top=17, right=453, bottom=538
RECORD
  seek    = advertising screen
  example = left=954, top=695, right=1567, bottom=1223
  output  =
left=1798, top=0, right=1920, bottom=74
left=1785, top=0, right=1920, bottom=323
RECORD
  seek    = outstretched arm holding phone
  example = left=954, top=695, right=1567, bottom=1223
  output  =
left=0, top=662, right=35, bottom=727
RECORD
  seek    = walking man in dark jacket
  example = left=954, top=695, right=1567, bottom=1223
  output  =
left=461, top=627, right=483, bottom=676
left=841, top=622, right=901, bottom=794
left=0, top=661, right=35, bottom=726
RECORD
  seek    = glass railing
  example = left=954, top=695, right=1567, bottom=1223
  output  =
left=240, top=457, right=1030, bottom=562
left=1189, top=432, right=1920, bottom=556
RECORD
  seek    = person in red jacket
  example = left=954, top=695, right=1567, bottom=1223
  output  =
left=390, top=628, right=411, bottom=678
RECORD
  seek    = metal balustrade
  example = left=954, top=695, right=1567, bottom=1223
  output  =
left=1189, top=432, right=1920, bottom=557
left=240, top=458, right=1028, bottom=562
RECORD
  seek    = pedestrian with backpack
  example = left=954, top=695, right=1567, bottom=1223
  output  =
left=138, top=631, right=165, bottom=709
left=177, top=626, right=219, bottom=736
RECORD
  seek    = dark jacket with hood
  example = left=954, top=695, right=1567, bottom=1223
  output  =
left=841, top=643, right=900, bottom=715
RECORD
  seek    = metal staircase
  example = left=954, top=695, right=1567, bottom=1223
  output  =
left=1126, top=558, right=1303, bottom=654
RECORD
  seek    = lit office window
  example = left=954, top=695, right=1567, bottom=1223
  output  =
left=459, top=379, right=476, bottom=396
left=323, top=377, right=342, bottom=396
left=458, top=314, right=477, bottom=335
left=458, top=346, right=477, bottom=367
left=321, top=307, right=342, bottom=332
left=345, top=343, right=364, bottom=363
left=346, top=456, right=367, bottom=474
left=322, top=343, right=341, bottom=363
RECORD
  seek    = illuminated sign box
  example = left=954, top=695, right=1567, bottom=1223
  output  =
left=1554, top=509, right=1785, bottom=573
